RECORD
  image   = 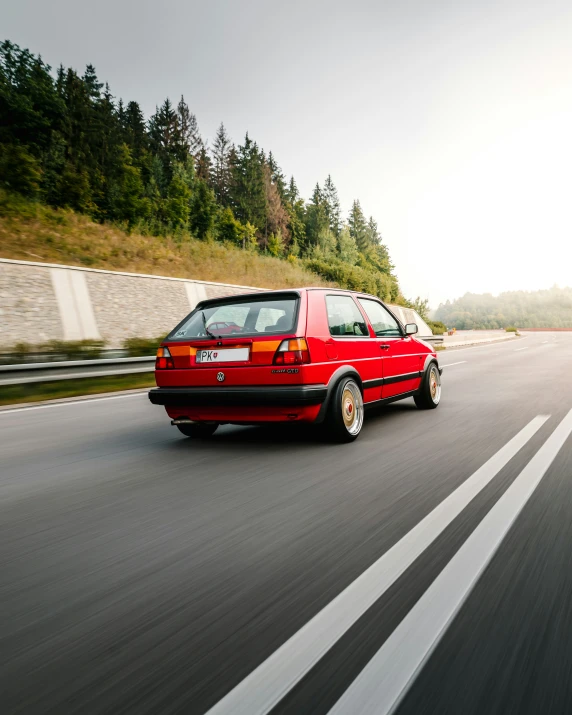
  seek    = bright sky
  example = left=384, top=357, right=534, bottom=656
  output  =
left=4, top=0, right=572, bottom=307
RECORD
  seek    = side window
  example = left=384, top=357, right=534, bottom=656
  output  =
left=358, top=298, right=402, bottom=337
left=255, top=307, right=286, bottom=332
left=326, top=295, right=368, bottom=337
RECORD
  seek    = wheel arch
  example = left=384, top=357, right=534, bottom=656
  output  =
left=314, top=366, right=363, bottom=424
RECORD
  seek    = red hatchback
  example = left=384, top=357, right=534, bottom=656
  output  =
left=148, top=288, right=442, bottom=442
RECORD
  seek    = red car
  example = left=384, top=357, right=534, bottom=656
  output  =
left=148, top=288, right=442, bottom=442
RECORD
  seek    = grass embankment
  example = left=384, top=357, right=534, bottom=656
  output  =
left=0, top=191, right=331, bottom=288
left=0, top=373, right=155, bottom=406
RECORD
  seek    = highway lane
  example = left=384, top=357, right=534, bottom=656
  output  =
left=1, top=331, right=572, bottom=714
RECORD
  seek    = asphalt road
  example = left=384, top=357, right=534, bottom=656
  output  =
left=2, top=331, right=572, bottom=715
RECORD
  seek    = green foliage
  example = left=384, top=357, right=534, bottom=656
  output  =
left=304, top=258, right=394, bottom=301
left=0, top=38, right=403, bottom=301
left=412, top=297, right=430, bottom=320
left=505, top=326, right=518, bottom=332
left=0, top=143, right=42, bottom=196
left=426, top=319, right=447, bottom=335
left=38, top=339, right=107, bottom=359
left=435, top=287, right=572, bottom=329
left=267, top=229, right=285, bottom=257
left=190, top=178, right=217, bottom=239
left=122, top=336, right=167, bottom=356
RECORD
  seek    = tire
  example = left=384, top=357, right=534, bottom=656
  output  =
left=414, top=362, right=441, bottom=410
left=176, top=422, right=219, bottom=438
left=324, top=377, right=364, bottom=442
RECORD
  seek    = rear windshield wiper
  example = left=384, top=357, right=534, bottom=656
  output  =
left=202, top=310, right=219, bottom=340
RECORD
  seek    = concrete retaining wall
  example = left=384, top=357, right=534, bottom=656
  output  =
left=0, top=259, right=260, bottom=347
left=0, top=258, right=432, bottom=348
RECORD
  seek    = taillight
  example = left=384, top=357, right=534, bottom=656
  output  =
left=273, top=338, right=310, bottom=365
left=155, top=346, right=174, bottom=369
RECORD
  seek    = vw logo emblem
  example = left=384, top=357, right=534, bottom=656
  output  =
left=216, top=372, right=225, bottom=382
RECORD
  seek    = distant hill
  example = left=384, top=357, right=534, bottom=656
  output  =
left=434, top=287, right=572, bottom=329
left=0, top=190, right=333, bottom=290
left=0, top=39, right=404, bottom=305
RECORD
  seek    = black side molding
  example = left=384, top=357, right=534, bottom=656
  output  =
left=363, top=371, right=422, bottom=389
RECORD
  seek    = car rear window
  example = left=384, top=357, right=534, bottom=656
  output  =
left=168, top=296, right=299, bottom=340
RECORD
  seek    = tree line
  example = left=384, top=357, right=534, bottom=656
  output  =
left=435, top=286, right=572, bottom=329
left=0, top=40, right=403, bottom=302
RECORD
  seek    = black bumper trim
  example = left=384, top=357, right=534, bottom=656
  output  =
left=148, top=384, right=328, bottom=407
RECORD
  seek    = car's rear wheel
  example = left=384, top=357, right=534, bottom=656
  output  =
left=176, top=422, right=219, bottom=438
left=414, top=363, right=441, bottom=409
left=325, top=377, right=364, bottom=442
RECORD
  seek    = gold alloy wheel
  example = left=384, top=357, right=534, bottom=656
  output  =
left=341, top=380, right=364, bottom=435
left=429, top=366, right=441, bottom=404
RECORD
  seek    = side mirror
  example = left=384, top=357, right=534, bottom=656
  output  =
left=404, top=323, right=418, bottom=335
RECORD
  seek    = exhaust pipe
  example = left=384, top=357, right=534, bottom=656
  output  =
left=171, top=417, right=195, bottom=425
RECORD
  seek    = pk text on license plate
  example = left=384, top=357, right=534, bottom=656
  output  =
left=196, top=348, right=250, bottom=363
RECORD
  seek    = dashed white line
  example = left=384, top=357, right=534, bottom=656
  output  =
left=440, top=361, right=467, bottom=367
left=329, top=410, right=572, bottom=715
left=515, top=347, right=528, bottom=351
left=205, top=416, right=549, bottom=715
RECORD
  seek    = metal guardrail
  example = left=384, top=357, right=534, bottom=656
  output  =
left=0, top=356, right=156, bottom=386
left=0, top=336, right=445, bottom=387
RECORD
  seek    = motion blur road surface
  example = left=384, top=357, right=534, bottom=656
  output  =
left=2, top=332, right=572, bottom=715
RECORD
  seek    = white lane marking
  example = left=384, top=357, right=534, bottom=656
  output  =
left=329, top=409, right=572, bottom=715
left=0, top=392, right=146, bottom=415
left=441, top=339, right=523, bottom=354
left=440, top=361, right=467, bottom=367
left=205, top=416, right=549, bottom=715
left=515, top=347, right=528, bottom=351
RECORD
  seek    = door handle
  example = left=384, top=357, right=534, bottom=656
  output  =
left=380, top=344, right=390, bottom=350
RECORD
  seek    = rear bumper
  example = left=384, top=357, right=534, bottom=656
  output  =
left=148, top=384, right=328, bottom=407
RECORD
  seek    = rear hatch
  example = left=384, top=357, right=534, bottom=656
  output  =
left=156, top=292, right=307, bottom=384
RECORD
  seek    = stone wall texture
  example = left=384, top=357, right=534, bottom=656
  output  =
left=0, top=259, right=260, bottom=348
left=86, top=272, right=190, bottom=344
left=0, top=262, right=62, bottom=345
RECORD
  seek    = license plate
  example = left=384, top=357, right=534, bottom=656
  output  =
left=196, top=348, right=250, bottom=363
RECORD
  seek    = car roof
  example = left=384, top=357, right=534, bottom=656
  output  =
left=196, top=286, right=384, bottom=308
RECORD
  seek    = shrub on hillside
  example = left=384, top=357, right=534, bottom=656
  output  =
left=303, top=258, right=396, bottom=302
left=426, top=320, right=447, bottom=335
left=505, top=326, right=518, bottom=332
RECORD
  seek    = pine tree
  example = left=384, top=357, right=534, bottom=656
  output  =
left=211, top=122, right=232, bottom=205
left=230, top=133, right=266, bottom=236
left=190, top=178, right=217, bottom=239
left=195, top=145, right=212, bottom=182
left=267, top=151, right=286, bottom=199
left=263, top=162, right=289, bottom=245
left=123, top=101, right=147, bottom=160
left=283, top=176, right=307, bottom=253
left=176, top=96, right=203, bottom=160
left=285, top=176, right=299, bottom=205
left=337, top=224, right=359, bottom=265
left=82, top=64, right=102, bottom=101
left=348, top=199, right=369, bottom=252
left=305, top=182, right=328, bottom=250
left=323, top=175, right=341, bottom=236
